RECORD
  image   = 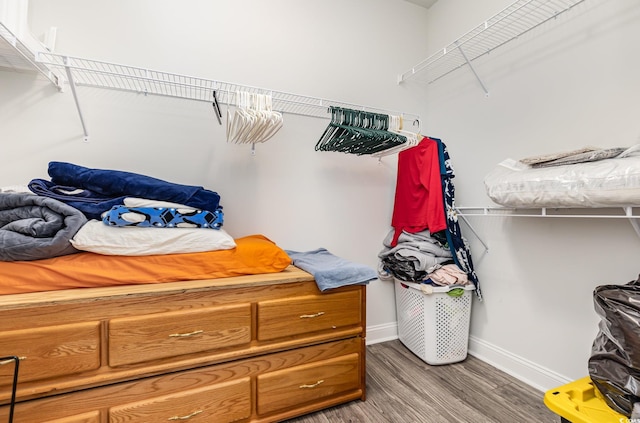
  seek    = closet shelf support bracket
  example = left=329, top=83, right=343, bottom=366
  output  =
left=625, top=207, right=640, bottom=240
left=456, top=41, right=489, bottom=97
left=63, top=56, right=89, bottom=142
left=455, top=207, right=489, bottom=253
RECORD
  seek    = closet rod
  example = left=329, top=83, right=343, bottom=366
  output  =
left=36, top=52, right=420, bottom=124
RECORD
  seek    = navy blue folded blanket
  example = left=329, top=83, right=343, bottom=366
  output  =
left=29, top=162, right=221, bottom=220
left=285, top=248, right=377, bottom=291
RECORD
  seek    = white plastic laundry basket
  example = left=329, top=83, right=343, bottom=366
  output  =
left=394, top=279, right=474, bottom=365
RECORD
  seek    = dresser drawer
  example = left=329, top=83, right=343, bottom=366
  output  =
left=257, top=290, right=362, bottom=341
left=0, top=322, right=101, bottom=386
left=109, top=377, right=251, bottom=423
left=257, top=352, right=361, bottom=415
left=0, top=338, right=364, bottom=423
left=108, top=303, right=251, bottom=366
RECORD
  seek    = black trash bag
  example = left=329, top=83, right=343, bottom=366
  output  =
left=588, top=275, right=640, bottom=417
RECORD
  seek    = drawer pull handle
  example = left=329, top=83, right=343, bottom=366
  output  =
left=0, top=356, right=25, bottom=366
left=300, top=380, right=324, bottom=389
left=169, top=330, right=204, bottom=338
left=300, top=312, right=325, bottom=319
left=168, top=410, right=203, bottom=420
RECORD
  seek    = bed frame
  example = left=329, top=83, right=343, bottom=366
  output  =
left=0, top=266, right=366, bottom=422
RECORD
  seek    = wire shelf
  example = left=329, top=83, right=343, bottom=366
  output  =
left=0, top=22, right=59, bottom=86
left=456, top=206, right=640, bottom=219
left=37, top=52, right=420, bottom=123
left=398, top=0, right=587, bottom=85
left=454, top=206, right=640, bottom=251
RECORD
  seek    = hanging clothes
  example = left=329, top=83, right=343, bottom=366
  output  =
left=389, top=136, right=447, bottom=247
left=433, top=137, right=482, bottom=300
left=381, top=136, right=482, bottom=300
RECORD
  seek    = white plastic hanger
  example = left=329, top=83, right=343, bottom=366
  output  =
left=371, top=115, right=421, bottom=158
left=226, top=92, right=283, bottom=146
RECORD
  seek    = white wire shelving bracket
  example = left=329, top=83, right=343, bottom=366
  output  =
left=398, top=0, right=587, bottom=95
left=0, top=22, right=60, bottom=88
left=35, top=52, right=421, bottom=143
left=455, top=206, right=640, bottom=251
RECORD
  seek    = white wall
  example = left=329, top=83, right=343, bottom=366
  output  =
left=0, top=0, right=429, bottom=342
left=420, top=0, right=640, bottom=391
left=2, top=0, right=638, bottom=394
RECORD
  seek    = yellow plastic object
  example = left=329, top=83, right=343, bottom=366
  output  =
left=544, top=377, right=627, bottom=423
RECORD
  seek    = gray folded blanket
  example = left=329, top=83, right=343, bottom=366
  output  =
left=285, top=248, right=377, bottom=291
left=0, top=193, right=87, bottom=261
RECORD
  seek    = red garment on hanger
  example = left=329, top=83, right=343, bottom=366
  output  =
left=390, top=136, right=446, bottom=247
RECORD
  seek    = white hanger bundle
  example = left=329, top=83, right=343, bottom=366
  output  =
left=371, top=114, right=421, bottom=158
left=226, top=91, right=283, bottom=145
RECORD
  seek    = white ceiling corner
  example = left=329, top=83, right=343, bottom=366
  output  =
left=403, top=0, right=438, bottom=9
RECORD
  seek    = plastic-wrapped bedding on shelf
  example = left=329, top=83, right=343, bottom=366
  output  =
left=484, top=147, right=640, bottom=208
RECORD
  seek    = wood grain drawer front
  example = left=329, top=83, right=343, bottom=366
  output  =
left=257, top=352, right=361, bottom=415
left=257, top=290, right=362, bottom=341
left=47, top=411, right=101, bottom=423
left=0, top=321, right=101, bottom=386
left=108, top=377, right=251, bottom=423
left=109, top=303, right=251, bottom=366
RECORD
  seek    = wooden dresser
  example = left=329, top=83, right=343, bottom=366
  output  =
left=0, top=266, right=366, bottom=422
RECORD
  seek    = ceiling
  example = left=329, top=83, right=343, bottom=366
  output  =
left=403, top=0, right=438, bottom=9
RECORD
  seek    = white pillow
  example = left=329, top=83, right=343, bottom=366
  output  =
left=71, top=220, right=236, bottom=256
left=123, top=197, right=198, bottom=210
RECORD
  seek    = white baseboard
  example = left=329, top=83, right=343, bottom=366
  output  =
left=365, top=322, right=398, bottom=345
left=366, top=323, right=572, bottom=392
left=468, top=335, right=572, bottom=392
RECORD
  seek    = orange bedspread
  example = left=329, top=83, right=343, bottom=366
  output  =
left=0, top=234, right=292, bottom=295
